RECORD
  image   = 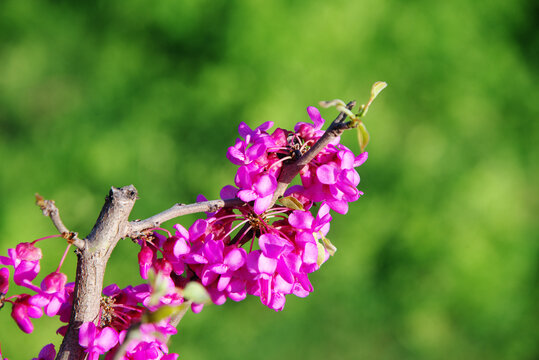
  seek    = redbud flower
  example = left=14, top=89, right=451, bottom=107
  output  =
left=79, top=322, right=119, bottom=360
left=0, top=244, right=42, bottom=291
left=30, top=272, right=68, bottom=316
left=15, top=243, right=43, bottom=262
left=0, top=268, right=9, bottom=295
left=11, top=294, right=43, bottom=333
left=138, top=245, right=155, bottom=280
left=235, top=166, right=277, bottom=214
left=32, top=344, right=56, bottom=360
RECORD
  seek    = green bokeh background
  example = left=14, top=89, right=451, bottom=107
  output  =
left=1, top=0, right=537, bottom=359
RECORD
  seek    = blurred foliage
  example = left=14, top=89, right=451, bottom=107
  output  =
left=0, top=0, right=538, bottom=359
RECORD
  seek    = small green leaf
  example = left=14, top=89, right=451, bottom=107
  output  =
left=279, top=196, right=305, bottom=211
left=183, top=281, right=211, bottom=304
left=319, top=99, right=357, bottom=121
left=321, top=236, right=337, bottom=256
left=357, top=122, right=370, bottom=152
left=319, top=99, right=346, bottom=108
left=370, top=81, right=388, bottom=100
left=358, top=81, right=388, bottom=118
left=147, top=270, right=172, bottom=307
left=316, top=240, right=326, bottom=267
left=143, top=303, right=189, bottom=323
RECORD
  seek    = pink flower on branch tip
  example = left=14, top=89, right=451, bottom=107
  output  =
left=294, top=106, right=327, bottom=138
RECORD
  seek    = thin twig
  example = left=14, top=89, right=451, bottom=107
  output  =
left=127, top=198, right=244, bottom=238
left=271, top=100, right=356, bottom=203
left=127, top=102, right=356, bottom=238
left=35, top=194, right=85, bottom=249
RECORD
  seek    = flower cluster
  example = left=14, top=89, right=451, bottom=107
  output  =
left=134, top=106, right=368, bottom=313
left=0, top=104, right=370, bottom=359
left=0, top=239, right=179, bottom=359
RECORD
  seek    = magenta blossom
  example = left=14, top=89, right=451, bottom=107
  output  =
left=235, top=166, right=277, bottom=214
left=32, top=344, right=56, bottom=360
left=0, top=268, right=10, bottom=295
left=30, top=271, right=68, bottom=316
left=79, top=322, right=119, bottom=360
left=0, top=243, right=43, bottom=291
left=11, top=294, right=43, bottom=333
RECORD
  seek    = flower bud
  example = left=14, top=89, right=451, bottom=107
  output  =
left=0, top=268, right=10, bottom=295
left=15, top=243, right=42, bottom=262
left=40, top=272, right=67, bottom=294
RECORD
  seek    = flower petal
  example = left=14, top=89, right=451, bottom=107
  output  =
left=307, top=106, right=324, bottom=130
left=253, top=194, right=273, bottom=214
left=316, top=165, right=339, bottom=185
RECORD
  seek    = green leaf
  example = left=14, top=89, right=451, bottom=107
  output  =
left=357, top=122, right=370, bottom=152
left=316, top=240, right=326, bottom=267
left=147, top=270, right=173, bottom=307
left=370, top=81, right=387, bottom=100
left=319, top=99, right=346, bottom=108
left=321, top=236, right=337, bottom=256
left=279, top=196, right=305, bottom=211
left=358, top=81, right=388, bottom=118
left=183, top=281, right=211, bottom=304
left=143, top=303, right=190, bottom=323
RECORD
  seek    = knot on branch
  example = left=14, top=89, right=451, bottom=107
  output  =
left=62, top=231, right=79, bottom=243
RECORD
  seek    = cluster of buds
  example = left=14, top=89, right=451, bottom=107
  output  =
left=0, top=84, right=385, bottom=359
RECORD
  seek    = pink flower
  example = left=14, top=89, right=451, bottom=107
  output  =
left=30, top=271, right=68, bottom=316
left=32, top=344, right=56, bottom=360
left=294, top=106, right=326, bottom=138
left=11, top=294, right=43, bottom=333
left=79, top=322, right=119, bottom=360
left=0, top=268, right=10, bottom=295
left=235, top=166, right=277, bottom=214
left=112, top=321, right=179, bottom=360
left=0, top=243, right=42, bottom=291
left=138, top=245, right=155, bottom=280
left=227, top=139, right=268, bottom=166
left=101, top=284, right=146, bottom=331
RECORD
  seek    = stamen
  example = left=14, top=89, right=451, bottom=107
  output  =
left=222, top=219, right=250, bottom=240
left=233, top=224, right=253, bottom=246
left=249, top=232, right=256, bottom=252
left=268, top=156, right=293, bottom=170
left=214, top=214, right=245, bottom=222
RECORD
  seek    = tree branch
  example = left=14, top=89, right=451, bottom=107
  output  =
left=127, top=102, right=357, bottom=238
left=127, top=198, right=244, bottom=238
left=271, top=100, right=356, bottom=202
left=28, top=101, right=361, bottom=360
left=56, top=186, right=138, bottom=360
left=35, top=194, right=85, bottom=250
